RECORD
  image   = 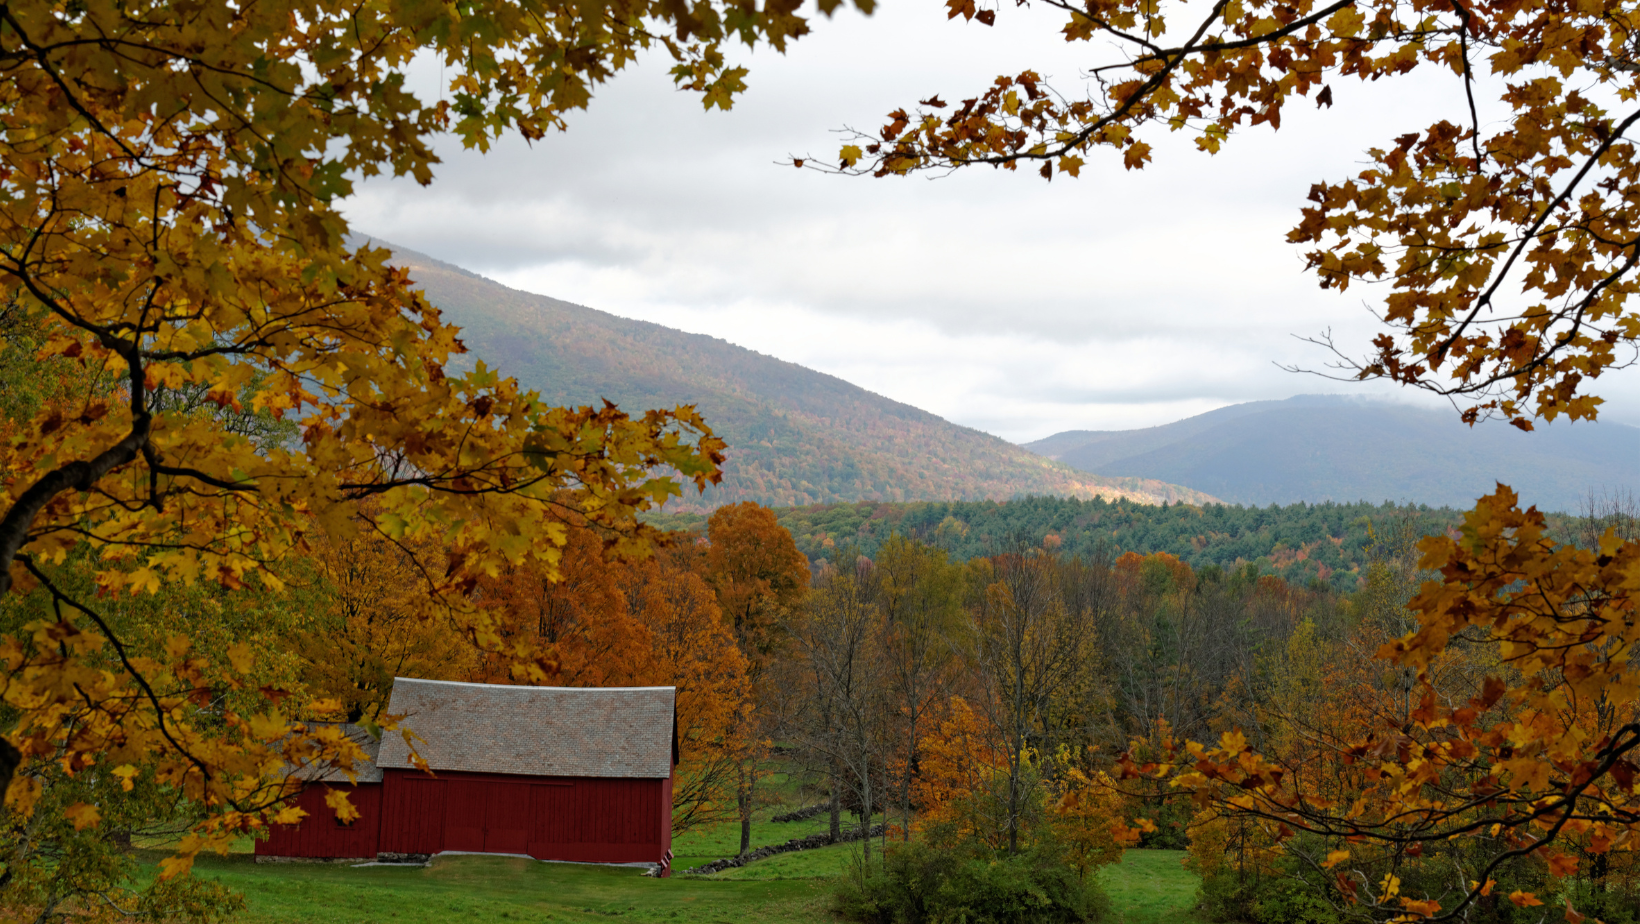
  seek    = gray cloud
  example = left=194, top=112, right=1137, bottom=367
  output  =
left=342, top=3, right=1640, bottom=441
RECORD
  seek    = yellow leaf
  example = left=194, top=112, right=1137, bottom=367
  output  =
left=64, top=801, right=101, bottom=831
left=1510, top=891, right=1544, bottom=908
left=325, top=788, right=361, bottom=824
left=1322, top=849, right=1349, bottom=869
left=227, top=643, right=255, bottom=674
left=157, top=854, right=195, bottom=880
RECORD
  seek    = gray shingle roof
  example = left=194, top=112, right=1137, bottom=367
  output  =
left=375, top=678, right=677, bottom=779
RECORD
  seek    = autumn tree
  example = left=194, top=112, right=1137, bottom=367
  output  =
left=970, top=548, right=1102, bottom=855
left=474, top=523, right=655, bottom=688
left=471, top=522, right=752, bottom=834
left=703, top=502, right=811, bottom=856
left=0, top=0, right=878, bottom=899
left=874, top=534, right=964, bottom=842
left=295, top=503, right=475, bottom=724
left=620, top=549, right=753, bottom=834
left=788, top=551, right=890, bottom=865
left=913, top=695, right=1011, bottom=847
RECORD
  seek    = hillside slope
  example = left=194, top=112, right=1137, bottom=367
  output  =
left=374, top=240, right=1215, bottom=510
left=1025, top=395, right=1640, bottom=511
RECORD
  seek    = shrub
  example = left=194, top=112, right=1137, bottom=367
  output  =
left=834, top=841, right=1111, bottom=924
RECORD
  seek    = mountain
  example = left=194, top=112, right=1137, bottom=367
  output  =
left=373, top=240, right=1216, bottom=510
left=1023, top=395, right=1640, bottom=512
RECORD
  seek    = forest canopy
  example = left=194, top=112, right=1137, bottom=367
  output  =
left=650, top=496, right=1480, bottom=592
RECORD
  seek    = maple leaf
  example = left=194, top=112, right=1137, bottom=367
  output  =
left=63, top=802, right=100, bottom=831
left=1510, top=890, right=1544, bottom=908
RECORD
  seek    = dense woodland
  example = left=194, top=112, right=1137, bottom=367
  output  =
left=651, top=497, right=1485, bottom=593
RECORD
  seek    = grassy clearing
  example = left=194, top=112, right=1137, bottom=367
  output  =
left=1098, top=849, right=1201, bottom=924
left=165, top=763, right=1200, bottom=923
left=185, top=852, right=834, bottom=924
left=174, top=845, right=1199, bottom=924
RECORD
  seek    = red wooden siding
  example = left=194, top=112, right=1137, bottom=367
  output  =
left=374, top=769, right=669, bottom=864
left=256, top=783, right=383, bottom=859
left=379, top=776, right=445, bottom=855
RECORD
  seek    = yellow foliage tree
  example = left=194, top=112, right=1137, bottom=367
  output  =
left=0, top=0, right=867, bottom=880
left=1049, top=763, right=1128, bottom=879
left=1130, top=486, right=1640, bottom=920
left=296, top=504, right=476, bottom=723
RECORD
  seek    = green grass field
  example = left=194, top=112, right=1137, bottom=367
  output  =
left=188, top=852, right=833, bottom=924
left=174, top=768, right=1200, bottom=923
left=1099, top=850, right=1200, bottom=924
left=180, top=845, right=1200, bottom=924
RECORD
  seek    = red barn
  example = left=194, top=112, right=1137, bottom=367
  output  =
left=256, top=680, right=677, bottom=874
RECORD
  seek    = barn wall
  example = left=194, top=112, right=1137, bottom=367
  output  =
left=256, top=783, right=383, bottom=859
left=377, top=769, right=670, bottom=864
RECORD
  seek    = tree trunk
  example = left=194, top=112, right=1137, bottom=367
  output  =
left=829, top=769, right=842, bottom=844
left=737, top=764, right=754, bottom=858
left=860, top=789, right=872, bottom=869
left=902, top=713, right=916, bottom=842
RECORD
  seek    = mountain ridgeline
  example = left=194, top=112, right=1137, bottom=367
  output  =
left=379, top=240, right=1215, bottom=511
left=1026, top=395, right=1640, bottom=513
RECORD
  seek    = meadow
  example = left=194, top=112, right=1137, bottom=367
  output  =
left=173, top=796, right=1201, bottom=924
left=181, top=846, right=1198, bottom=924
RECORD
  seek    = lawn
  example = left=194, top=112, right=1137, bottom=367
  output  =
left=1099, top=849, right=1201, bottom=924
left=187, top=852, right=833, bottom=924
left=178, top=844, right=1200, bottom=924
left=173, top=765, right=1200, bottom=924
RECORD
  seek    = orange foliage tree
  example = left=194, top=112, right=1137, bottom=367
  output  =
left=476, top=525, right=751, bottom=834
left=701, top=503, right=811, bottom=856
left=914, top=695, right=1011, bottom=847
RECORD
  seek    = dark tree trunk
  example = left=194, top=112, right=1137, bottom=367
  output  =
left=828, top=772, right=841, bottom=844
left=737, top=766, right=754, bottom=858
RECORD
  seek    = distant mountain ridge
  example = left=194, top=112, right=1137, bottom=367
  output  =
left=374, top=239, right=1216, bottom=511
left=1025, top=395, right=1640, bottom=512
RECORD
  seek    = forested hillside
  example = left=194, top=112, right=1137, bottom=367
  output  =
left=1026, top=394, right=1640, bottom=511
left=375, top=240, right=1213, bottom=510
left=649, top=495, right=1497, bottom=592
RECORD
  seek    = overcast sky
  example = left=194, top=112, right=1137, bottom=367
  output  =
left=342, top=2, right=1640, bottom=444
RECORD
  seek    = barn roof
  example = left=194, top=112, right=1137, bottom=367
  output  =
left=375, top=678, right=677, bottom=779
